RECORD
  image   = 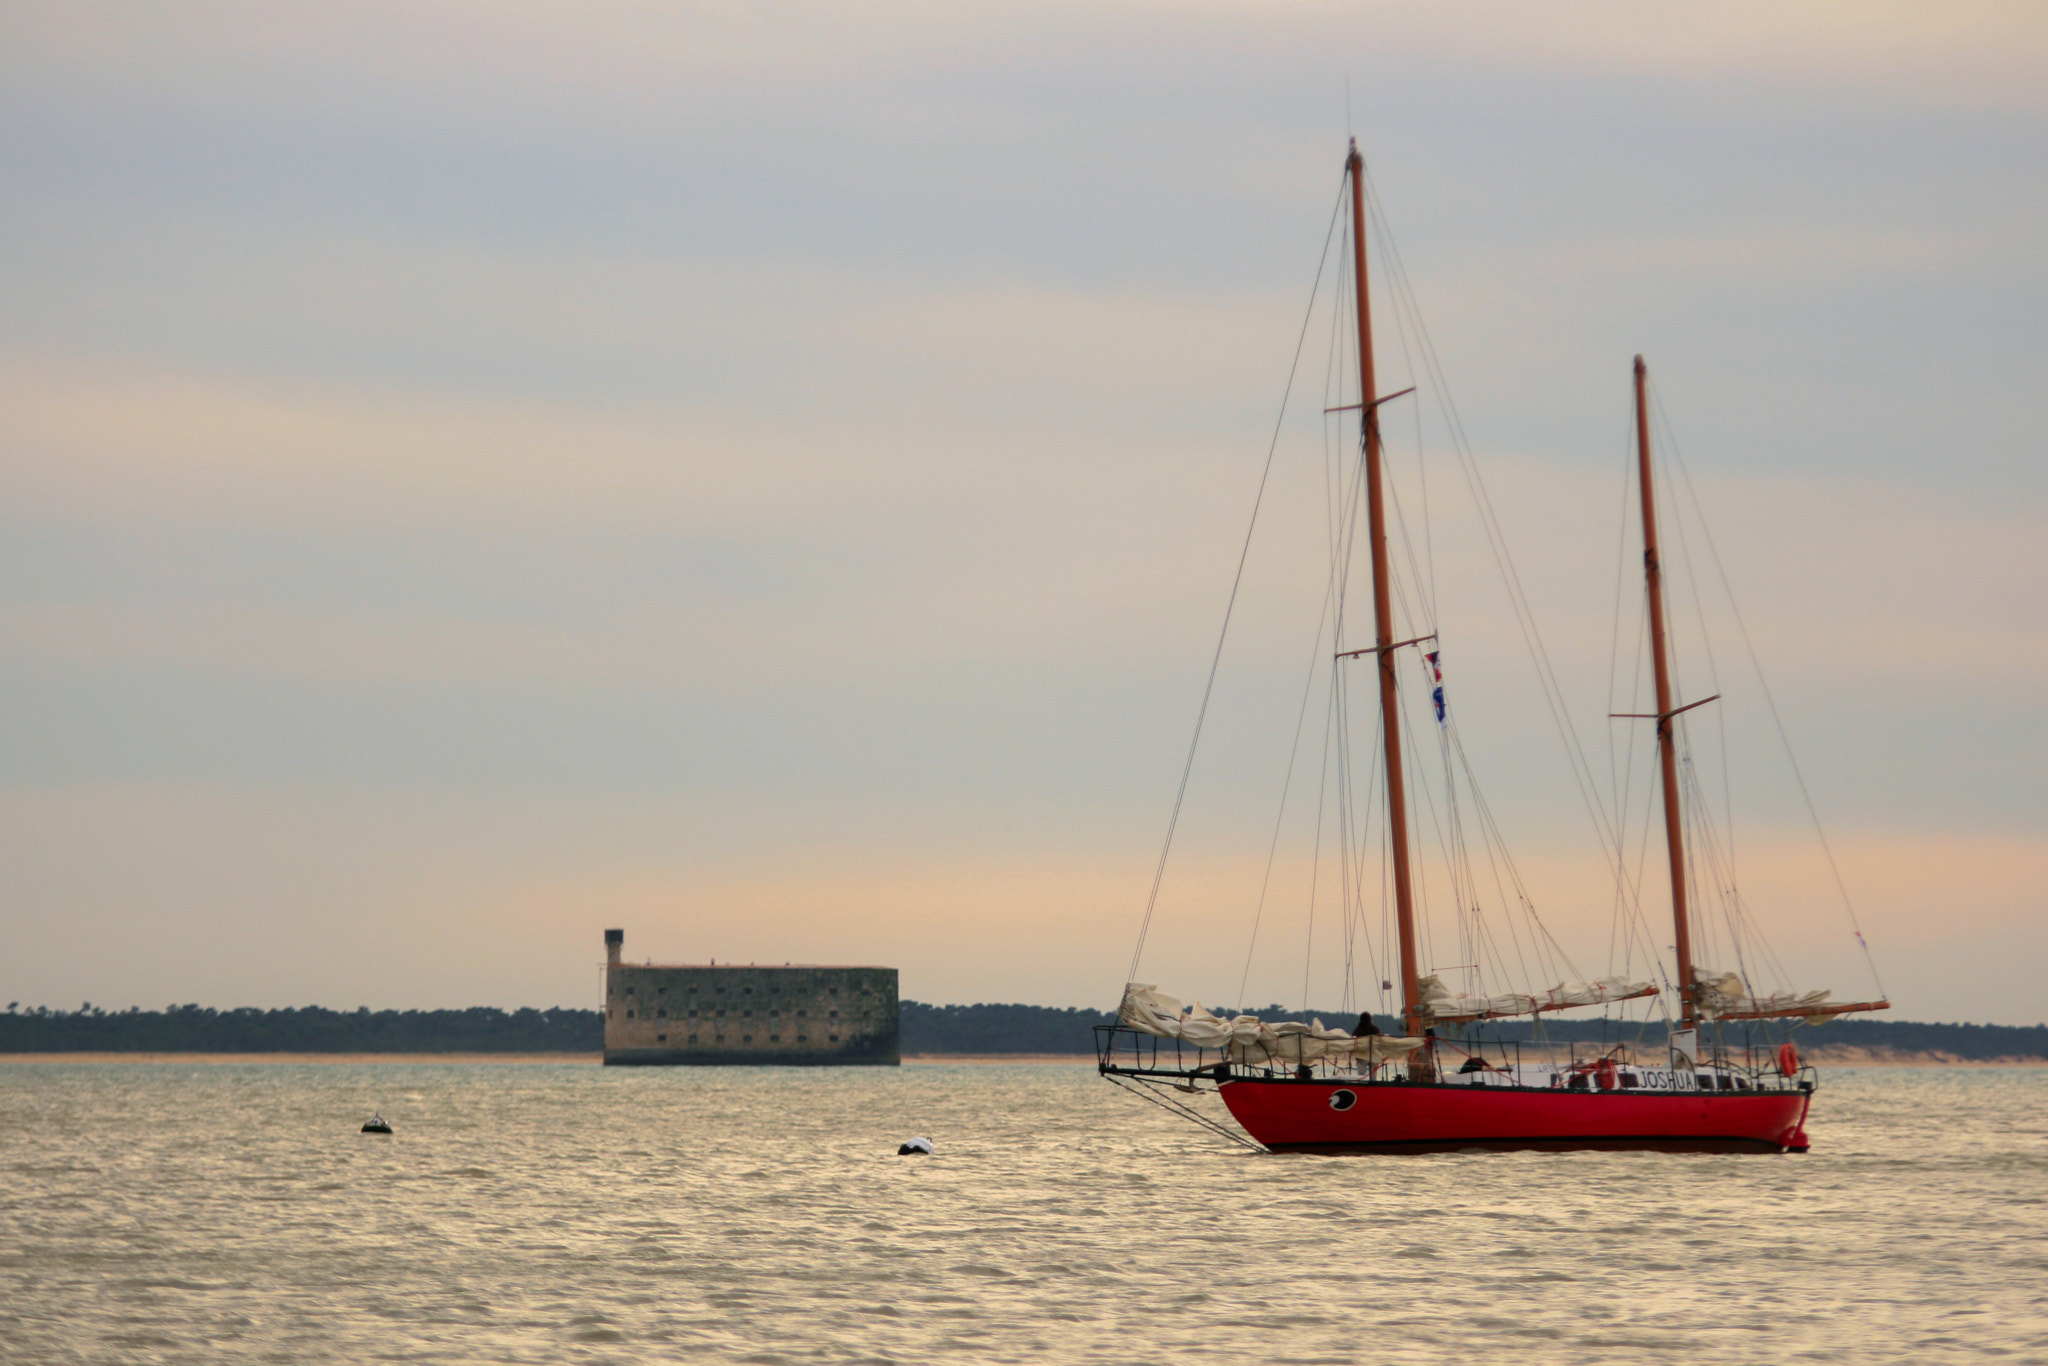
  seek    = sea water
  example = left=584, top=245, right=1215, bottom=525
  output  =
left=2, top=1061, right=2043, bottom=1363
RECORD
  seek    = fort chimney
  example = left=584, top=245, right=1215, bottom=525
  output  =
left=604, top=928, right=624, bottom=967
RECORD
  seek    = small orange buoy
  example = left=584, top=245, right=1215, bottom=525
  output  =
left=1778, top=1042, right=1799, bottom=1077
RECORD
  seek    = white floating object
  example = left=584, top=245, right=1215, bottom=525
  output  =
left=896, top=1136, right=933, bottom=1155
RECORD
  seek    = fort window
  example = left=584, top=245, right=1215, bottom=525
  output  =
left=600, top=939, right=897, bottom=1067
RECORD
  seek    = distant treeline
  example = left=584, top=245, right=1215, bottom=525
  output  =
left=0, top=1004, right=601, bottom=1053
left=3, top=1000, right=2044, bottom=1059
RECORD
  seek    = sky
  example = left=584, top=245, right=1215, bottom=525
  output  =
left=2, top=1, right=2043, bottom=1024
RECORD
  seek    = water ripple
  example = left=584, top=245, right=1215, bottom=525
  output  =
left=1, top=1063, right=2044, bottom=1362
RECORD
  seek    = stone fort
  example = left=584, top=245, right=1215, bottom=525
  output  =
left=601, top=929, right=900, bottom=1066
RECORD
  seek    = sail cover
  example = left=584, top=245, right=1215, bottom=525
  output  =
left=1416, top=973, right=1655, bottom=1020
left=1118, top=984, right=1186, bottom=1037
left=1117, top=985, right=1425, bottom=1066
left=1693, top=968, right=1835, bottom=1019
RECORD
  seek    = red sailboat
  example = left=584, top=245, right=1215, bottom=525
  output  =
left=1099, top=142, right=1887, bottom=1153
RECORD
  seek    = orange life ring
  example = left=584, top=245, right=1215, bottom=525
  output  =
left=1778, top=1042, right=1799, bottom=1078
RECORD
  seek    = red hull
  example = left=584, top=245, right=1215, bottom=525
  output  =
left=1220, top=1079, right=1811, bottom=1153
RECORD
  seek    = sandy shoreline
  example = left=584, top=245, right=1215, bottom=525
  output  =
left=1793, top=1047, right=2048, bottom=1068
left=1, top=1049, right=2039, bottom=1067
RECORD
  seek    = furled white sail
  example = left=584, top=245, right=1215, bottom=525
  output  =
left=1693, top=969, right=1834, bottom=1019
left=1118, top=984, right=1186, bottom=1037
left=1116, top=985, right=1424, bottom=1066
left=1226, top=1017, right=1426, bottom=1067
left=1416, top=973, right=1655, bottom=1020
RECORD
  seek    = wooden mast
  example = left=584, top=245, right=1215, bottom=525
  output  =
left=1634, top=355, right=1698, bottom=1029
left=1348, top=141, right=1423, bottom=1038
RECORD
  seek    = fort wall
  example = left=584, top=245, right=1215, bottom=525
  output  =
left=601, top=930, right=899, bottom=1066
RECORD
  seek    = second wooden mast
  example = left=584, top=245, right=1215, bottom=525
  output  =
left=1633, top=356, right=1699, bottom=1031
left=1347, top=141, right=1424, bottom=1038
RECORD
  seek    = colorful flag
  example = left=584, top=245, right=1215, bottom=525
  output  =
left=1432, top=685, right=1446, bottom=724
left=1424, top=650, right=1442, bottom=683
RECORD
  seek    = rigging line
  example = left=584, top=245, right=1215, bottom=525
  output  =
left=1105, top=1074, right=1263, bottom=1152
left=1325, top=376, right=1381, bottom=1010
left=1612, top=587, right=1652, bottom=976
left=1618, top=733, right=1673, bottom=1001
left=1336, top=618, right=1361, bottom=1013
left=1324, top=363, right=1374, bottom=1014
left=1331, top=401, right=1386, bottom=1017
left=1648, top=419, right=1726, bottom=992
left=1243, top=300, right=1363, bottom=1011
left=1382, top=441, right=1438, bottom=640
left=1602, top=457, right=1650, bottom=985
left=1684, top=748, right=1766, bottom=993
left=1123, top=175, right=1348, bottom=990
left=1450, top=729, right=1582, bottom=985
left=1348, top=703, right=1387, bottom=1016
left=1377, top=568, right=1443, bottom=939
left=1684, top=740, right=1796, bottom=992
left=1302, top=679, right=1339, bottom=1012
left=1606, top=406, right=1637, bottom=849
left=1649, top=383, right=1890, bottom=1001
left=1321, top=224, right=1352, bottom=570
left=1459, top=773, right=1552, bottom=987
left=1368, top=197, right=1654, bottom=995
left=1683, top=751, right=1791, bottom=992
left=1435, top=717, right=1473, bottom=990
left=1379, top=748, right=1395, bottom=1018
left=1334, top=621, right=1384, bottom=1003
left=1338, top=657, right=1361, bottom=1016
left=1652, top=409, right=1737, bottom=903
left=1380, top=235, right=1441, bottom=635
left=1236, top=575, right=1340, bottom=1010
left=1394, top=679, right=1445, bottom=983
left=1365, top=182, right=1628, bottom=884
left=1414, top=651, right=1483, bottom=989
left=1367, top=190, right=1441, bottom=629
